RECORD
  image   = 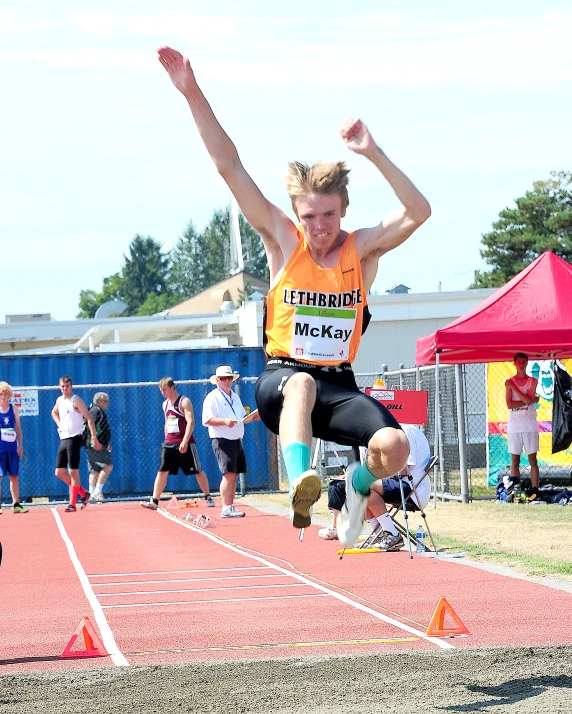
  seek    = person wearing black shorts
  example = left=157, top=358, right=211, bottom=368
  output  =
left=140, top=377, right=214, bottom=511
left=51, top=375, right=101, bottom=512
left=86, top=392, right=113, bottom=501
left=158, top=46, right=430, bottom=544
left=202, top=365, right=260, bottom=518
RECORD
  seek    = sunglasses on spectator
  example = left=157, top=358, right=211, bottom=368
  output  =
left=218, top=376, right=234, bottom=381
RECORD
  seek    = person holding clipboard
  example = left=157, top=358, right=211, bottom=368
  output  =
left=202, top=366, right=260, bottom=518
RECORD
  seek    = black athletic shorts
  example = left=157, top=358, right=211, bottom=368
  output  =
left=212, top=438, right=247, bottom=475
left=158, top=442, right=201, bottom=475
left=56, top=435, right=83, bottom=470
left=327, top=477, right=413, bottom=511
left=254, top=356, right=401, bottom=447
left=86, top=446, right=113, bottom=471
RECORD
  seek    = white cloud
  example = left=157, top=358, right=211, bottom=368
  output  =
left=1, top=8, right=570, bottom=85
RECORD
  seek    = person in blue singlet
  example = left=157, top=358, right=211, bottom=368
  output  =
left=0, top=381, right=28, bottom=514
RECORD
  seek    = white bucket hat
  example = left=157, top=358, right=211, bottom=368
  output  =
left=209, top=365, right=240, bottom=384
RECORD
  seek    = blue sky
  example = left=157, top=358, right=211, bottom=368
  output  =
left=2, top=0, right=571, bottom=321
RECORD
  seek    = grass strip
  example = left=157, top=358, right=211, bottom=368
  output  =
left=434, top=534, right=572, bottom=580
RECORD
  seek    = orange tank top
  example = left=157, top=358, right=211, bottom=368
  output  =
left=265, top=229, right=365, bottom=366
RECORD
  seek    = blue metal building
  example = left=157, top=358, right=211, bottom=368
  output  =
left=0, top=347, right=276, bottom=502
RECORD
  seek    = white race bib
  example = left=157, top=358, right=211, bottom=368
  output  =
left=166, top=415, right=179, bottom=433
left=0, top=428, right=17, bottom=443
left=290, top=306, right=356, bottom=363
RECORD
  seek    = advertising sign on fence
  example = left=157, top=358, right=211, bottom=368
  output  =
left=486, top=358, right=572, bottom=486
left=11, top=390, right=39, bottom=417
left=365, top=388, right=429, bottom=425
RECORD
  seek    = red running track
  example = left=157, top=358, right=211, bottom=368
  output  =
left=0, top=500, right=571, bottom=674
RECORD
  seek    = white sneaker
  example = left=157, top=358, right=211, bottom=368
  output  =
left=318, top=526, right=338, bottom=540
left=221, top=505, right=245, bottom=518
left=140, top=499, right=158, bottom=511
left=290, top=470, right=322, bottom=529
left=337, top=462, right=368, bottom=547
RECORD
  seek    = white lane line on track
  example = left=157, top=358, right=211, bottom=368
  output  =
left=98, top=583, right=308, bottom=597
left=91, top=574, right=291, bottom=587
left=51, top=508, right=130, bottom=667
left=158, top=510, right=456, bottom=651
left=102, top=594, right=329, bottom=609
left=87, top=566, right=270, bottom=577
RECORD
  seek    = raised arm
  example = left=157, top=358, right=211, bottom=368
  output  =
left=157, top=47, right=298, bottom=281
left=341, top=118, right=431, bottom=287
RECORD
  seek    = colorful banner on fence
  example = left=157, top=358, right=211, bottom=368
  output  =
left=486, top=358, right=572, bottom=486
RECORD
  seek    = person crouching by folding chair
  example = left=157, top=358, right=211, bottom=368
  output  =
left=318, top=424, right=431, bottom=551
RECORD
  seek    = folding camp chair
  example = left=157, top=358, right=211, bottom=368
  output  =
left=386, top=455, right=439, bottom=553
left=359, top=455, right=439, bottom=554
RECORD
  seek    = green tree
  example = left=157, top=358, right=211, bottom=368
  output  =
left=169, top=221, right=207, bottom=301
left=169, top=207, right=269, bottom=300
left=137, top=292, right=180, bottom=316
left=471, top=171, right=572, bottom=288
left=121, top=235, right=171, bottom=315
left=77, top=273, right=123, bottom=318
left=239, top=213, right=269, bottom=282
left=76, top=206, right=269, bottom=317
left=76, top=236, right=171, bottom=318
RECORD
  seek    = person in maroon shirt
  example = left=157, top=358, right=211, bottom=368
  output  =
left=141, top=377, right=214, bottom=510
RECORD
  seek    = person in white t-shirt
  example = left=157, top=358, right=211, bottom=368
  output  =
left=202, top=365, right=260, bottom=518
left=51, top=375, right=101, bottom=512
left=319, top=424, right=432, bottom=551
left=505, top=352, right=540, bottom=499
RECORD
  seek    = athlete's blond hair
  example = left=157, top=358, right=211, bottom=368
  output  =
left=285, top=161, right=350, bottom=215
left=0, top=381, right=13, bottom=397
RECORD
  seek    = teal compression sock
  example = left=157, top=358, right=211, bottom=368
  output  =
left=282, top=442, right=311, bottom=488
left=351, top=463, right=377, bottom=496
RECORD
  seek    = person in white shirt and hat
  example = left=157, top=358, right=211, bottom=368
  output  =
left=202, top=365, right=260, bottom=518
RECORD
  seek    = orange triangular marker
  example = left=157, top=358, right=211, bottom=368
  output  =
left=61, top=617, right=108, bottom=658
left=426, top=597, right=470, bottom=637
left=165, top=495, right=180, bottom=509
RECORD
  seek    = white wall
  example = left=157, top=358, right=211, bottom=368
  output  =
left=352, top=288, right=495, bottom=372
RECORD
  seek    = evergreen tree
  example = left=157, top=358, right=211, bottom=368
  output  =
left=170, top=221, right=209, bottom=301
left=240, top=213, right=269, bottom=283
left=76, top=236, right=171, bottom=318
left=471, top=171, right=572, bottom=288
left=169, top=207, right=269, bottom=300
left=76, top=206, right=269, bottom=317
left=121, top=235, right=171, bottom=314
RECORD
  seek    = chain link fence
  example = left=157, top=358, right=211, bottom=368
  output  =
left=6, top=378, right=274, bottom=506
left=11, top=362, right=565, bottom=506
left=275, top=366, right=490, bottom=500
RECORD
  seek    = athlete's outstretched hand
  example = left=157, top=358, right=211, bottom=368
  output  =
left=340, top=117, right=376, bottom=155
left=157, top=46, right=197, bottom=97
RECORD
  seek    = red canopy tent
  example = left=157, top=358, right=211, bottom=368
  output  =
left=416, top=252, right=572, bottom=366
left=416, top=251, right=572, bottom=503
